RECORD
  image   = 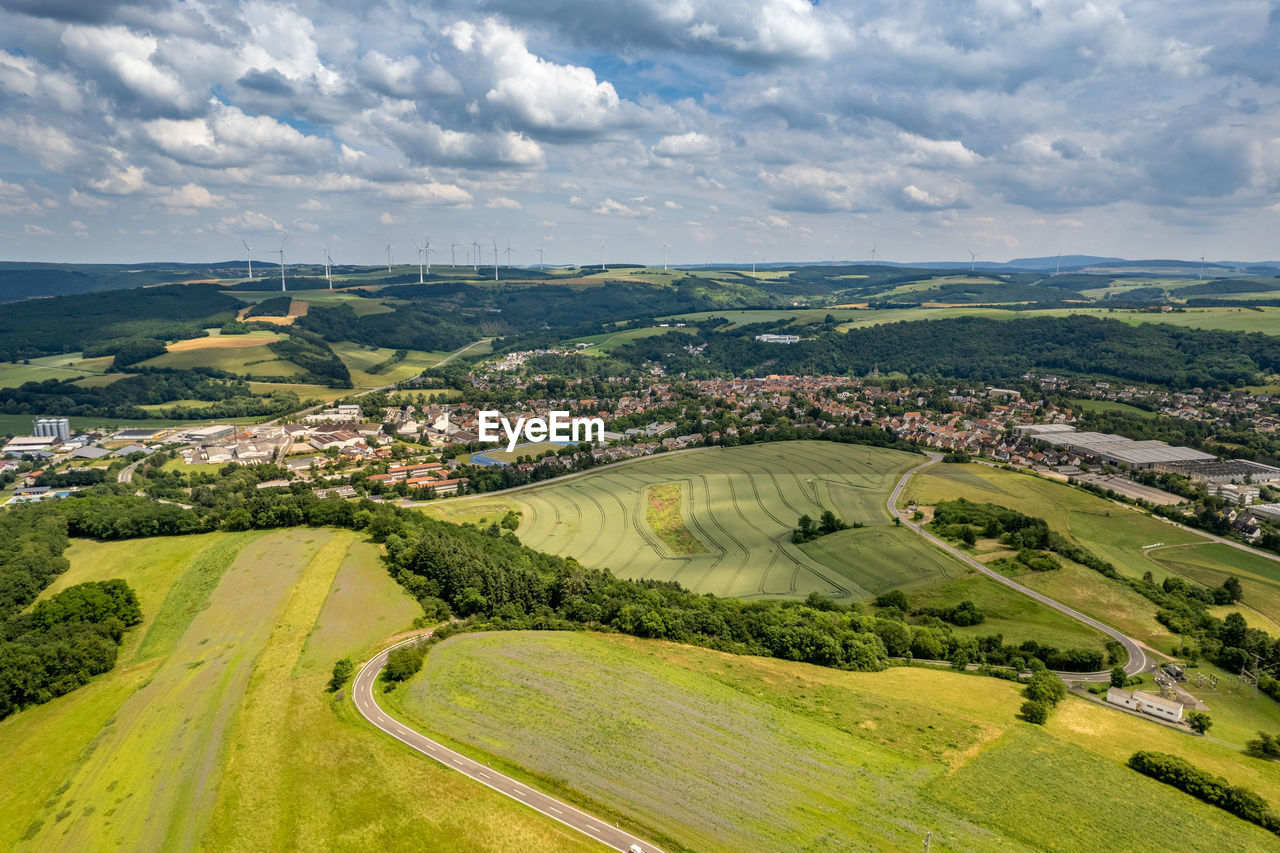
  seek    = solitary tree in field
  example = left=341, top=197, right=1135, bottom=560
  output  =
left=1186, top=711, right=1213, bottom=735
left=328, top=658, right=354, bottom=692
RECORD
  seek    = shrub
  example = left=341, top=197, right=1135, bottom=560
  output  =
left=383, top=642, right=426, bottom=682
left=328, top=657, right=354, bottom=692
left=1020, top=700, right=1050, bottom=724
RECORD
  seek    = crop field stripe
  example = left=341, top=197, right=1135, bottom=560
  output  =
left=719, top=469, right=766, bottom=597
left=691, top=471, right=753, bottom=596
left=680, top=474, right=732, bottom=593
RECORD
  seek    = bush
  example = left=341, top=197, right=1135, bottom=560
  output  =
left=1128, top=751, right=1280, bottom=835
left=383, top=642, right=426, bottom=682
left=328, top=657, right=354, bottom=692
left=1020, top=700, right=1050, bottom=724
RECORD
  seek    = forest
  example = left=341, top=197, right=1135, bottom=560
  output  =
left=607, top=315, right=1280, bottom=389
left=0, top=505, right=141, bottom=719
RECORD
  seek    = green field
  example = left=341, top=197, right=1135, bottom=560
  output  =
left=140, top=332, right=306, bottom=378
left=1149, top=543, right=1280, bottom=630
left=392, top=630, right=1280, bottom=852
left=506, top=443, right=927, bottom=599
left=568, top=325, right=697, bottom=353
left=0, top=413, right=188, bottom=437
left=0, top=351, right=120, bottom=390
left=834, top=304, right=1280, bottom=336
left=327, top=341, right=447, bottom=387
left=0, top=531, right=596, bottom=852
left=1069, top=397, right=1159, bottom=418
left=903, top=463, right=1280, bottom=650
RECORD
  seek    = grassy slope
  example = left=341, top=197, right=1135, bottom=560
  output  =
left=0, top=531, right=594, bottom=852
left=832, top=304, right=1280, bottom=335
left=395, top=631, right=1280, bottom=852
left=904, top=463, right=1211, bottom=649
left=327, top=341, right=446, bottom=387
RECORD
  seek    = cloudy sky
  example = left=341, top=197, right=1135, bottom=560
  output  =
left=1, top=0, right=1277, bottom=266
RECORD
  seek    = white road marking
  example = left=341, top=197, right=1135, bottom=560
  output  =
left=548, top=806, right=562, bottom=815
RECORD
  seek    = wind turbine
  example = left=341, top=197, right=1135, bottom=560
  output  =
left=472, top=240, right=480, bottom=272
left=411, top=239, right=425, bottom=284
left=1055, top=250, right=1062, bottom=276
left=504, top=239, right=516, bottom=269
left=274, top=237, right=287, bottom=292
left=1198, top=253, right=1206, bottom=280
left=661, top=240, right=670, bottom=270
left=241, top=239, right=254, bottom=279
left=536, top=246, right=544, bottom=269
left=492, top=235, right=499, bottom=281
left=322, top=243, right=332, bottom=289
left=449, top=240, right=458, bottom=267
left=969, top=250, right=981, bottom=272
left=599, top=239, right=607, bottom=272
left=870, top=243, right=877, bottom=266
left=424, top=236, right=432, bottom=277
left=385, top=243, right=392, bottom=273
left=751, top=249, right=759, bottom=276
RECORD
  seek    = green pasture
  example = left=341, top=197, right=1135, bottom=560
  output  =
left=906, top=462, right=1280, bottom=644
left=228, top=289, right=399, bottom=316
left=568, top=325, right=697, bottom=353
left=0, top=413, right=187, bottom=437
left=392, top=630, right=1280, bottom=852
left=328, top=341, right=447, bottom=387
left=0, top=529, right=588, bottom=852
left=835, top=304, right=1280, bottom=336
left=141, top=334, right=305, bottom=378
left=1069, top=398, right=1159, bottom=418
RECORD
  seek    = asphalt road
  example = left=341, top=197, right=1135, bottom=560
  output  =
left=353, top=636, right=665, bottom=853
left=889, top=452, right=1150, bottom=680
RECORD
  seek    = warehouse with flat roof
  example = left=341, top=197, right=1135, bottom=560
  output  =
left=1020, top=425, right=1214, bottom=469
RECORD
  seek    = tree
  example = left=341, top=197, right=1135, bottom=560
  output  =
left=1222, top=576, right=1244, bottom=603
left=1221, top=611, right=1248, bottom=651
left=960, top=526, right=977, bottom=546
left=1186, top=711, right=1213, bottom=735
left=383, top=643, right=426, bottom=682
left=819, top=510, right=842, bottom=534
left=1025, top=670, right=1067, bottom=706
left=797, top=514, right=816, bottom=539
left=1020, top=700, right=1050, bottom=724
left=328, top=657, right=354, bottom=692
left=874, top=589, right=908, bottom=612
left=1110, top=666, right=1127, bottom=688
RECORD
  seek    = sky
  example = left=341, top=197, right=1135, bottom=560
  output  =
left=0, top=0, right=1277, bottom=266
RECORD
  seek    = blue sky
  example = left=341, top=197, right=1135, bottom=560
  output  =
left=0, top=0, right=1277, bottom=265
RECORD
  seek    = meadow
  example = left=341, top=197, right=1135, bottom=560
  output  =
left=392, top=630, right=1280, bottom=852
left=327, top=341, right=447, bottom=387
left=903, top=462, right=1280, bottom=650
left=141, top=331, right=305, bottom=378
left=834, top=304, right=1280, bottom=336
left=0, top=531, right=594, bottom=852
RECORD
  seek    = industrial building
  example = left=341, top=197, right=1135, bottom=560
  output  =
left=1106, top=687, right=1184, bottom=722
left=1018, top=425, right=1214, bottom=469
left=182, top=424, right=236, bottom=443
left=33, top=417, right=71, bottom=441
left=1152, top=459, right=1280, bottom=486
left=754, top=334, right=800, bottom=344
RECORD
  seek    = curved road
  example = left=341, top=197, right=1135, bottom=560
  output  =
left=888, top=452, right=1151, bottom=679
left=353, top=636, right=665, bottom=853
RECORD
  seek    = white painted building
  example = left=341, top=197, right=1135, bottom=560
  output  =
left=1106, top=687, right=1183, bottom=722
